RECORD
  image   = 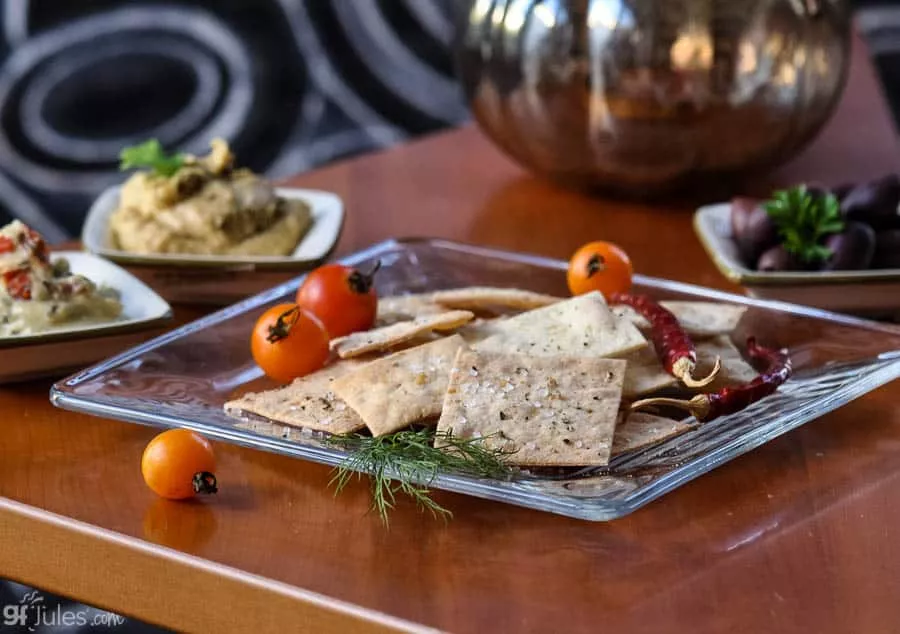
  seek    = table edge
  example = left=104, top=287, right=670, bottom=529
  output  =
left=0, top=497, right=434, bottom=634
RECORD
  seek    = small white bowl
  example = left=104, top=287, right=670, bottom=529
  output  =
left=694, top=203, right=900, bottom=318
left=82, top=186, right=345, bottom=304
left=0, top=251, right=173, bottom=383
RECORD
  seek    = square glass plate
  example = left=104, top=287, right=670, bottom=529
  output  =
left=50, top=239, right=900, bottom=521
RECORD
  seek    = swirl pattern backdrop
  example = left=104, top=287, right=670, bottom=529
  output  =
left=0, top=0, right=466, bottom=241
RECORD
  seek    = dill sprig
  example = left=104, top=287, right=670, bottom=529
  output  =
left=325, top=428, right=516, bottom=525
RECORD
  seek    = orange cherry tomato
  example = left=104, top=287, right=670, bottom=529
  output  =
left=141, top=429, right=218, bottom=500
left=567, top=241, right=633, bottom=298
left=295, top=261, right=380, bottom=338
left=250, top=302, right=329, bottom=382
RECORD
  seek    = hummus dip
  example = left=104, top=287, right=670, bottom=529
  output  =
left=0, top=221, right=122, bottom=337
left=110, top=139, right=313, bottom=256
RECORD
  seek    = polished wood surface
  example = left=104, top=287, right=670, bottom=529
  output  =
left=2, top=34, right=900, bottom=634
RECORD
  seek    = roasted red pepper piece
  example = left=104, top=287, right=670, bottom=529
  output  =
left=2, top=268, right=32, bottom=300
left=630, top=337, right=792, bottom=422
left=609, top=292, right=720, bottom=388
left=21, top=227, right=49, bottom=262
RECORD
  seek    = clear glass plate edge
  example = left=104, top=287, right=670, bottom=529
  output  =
left=49, top=238, right=900, bottom=521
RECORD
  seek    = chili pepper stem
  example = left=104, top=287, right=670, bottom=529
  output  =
left=630, top=395, right=712, bottom=421
left=675, top=356, right=722, bottom=388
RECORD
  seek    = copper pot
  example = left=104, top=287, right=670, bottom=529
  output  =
left=456, top=0, right=852, bottom=194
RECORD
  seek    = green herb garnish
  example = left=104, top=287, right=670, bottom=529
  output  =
left=763, top=185, right=844, bottom=263
left=325, top=428, right=516, bottom=525
left=119, top=139, right=185, bottom=177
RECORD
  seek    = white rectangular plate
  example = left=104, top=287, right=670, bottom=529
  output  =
left=81, top=186, right=345, bottom=304
left=0, top=251, right=173, bottom=382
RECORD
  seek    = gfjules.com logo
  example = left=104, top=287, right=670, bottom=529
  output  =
left=2, top=590, right=125, bottom=631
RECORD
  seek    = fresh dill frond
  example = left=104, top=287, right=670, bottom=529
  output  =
left=325, top=428, right=516, bottom=525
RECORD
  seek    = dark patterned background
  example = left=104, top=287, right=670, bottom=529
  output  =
left=0, top=0, right=467, bottom=242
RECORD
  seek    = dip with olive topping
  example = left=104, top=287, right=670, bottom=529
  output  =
left=0, top=221, right=122, bottom=337
left=109, top=139, right=312, bottom=256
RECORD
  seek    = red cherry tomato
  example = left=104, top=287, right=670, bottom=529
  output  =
left=567, top=241, right=633, bottom=299
left=295, top=261, right=380, bottom=338
left=141, top=429, right=217, bottom=500
left=250, top=303, right=329, bottom=382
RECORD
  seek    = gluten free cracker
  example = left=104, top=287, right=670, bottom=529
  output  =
left=612, top=412, right=697, bottom=456
left=223, top=360, right=367, bottom=434
left=332, top=335, right=467, bottom=436
left=331, top=310, right=474, bottom=358
left=431, top=287, right=562, bottom=311
left=436, top=349, right=626, bottom=466
left=612, top=301, right=748, bottom=337
left=621, top=344, right=678, bottom=398
left=693, top=335, right=758, bottom=390
left=475, top=291, right=646, bottom=358
left=376, top=294, right=445, bottom=326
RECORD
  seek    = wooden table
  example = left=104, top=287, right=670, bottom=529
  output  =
left=2, top=34, right=899, bottom=634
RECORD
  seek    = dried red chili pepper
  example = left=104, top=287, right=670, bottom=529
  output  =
left=609, top=292, right=720, bottom=388
left=2, top=269, right=33, bottom=300
left=630, top=337, right=792, bottom=422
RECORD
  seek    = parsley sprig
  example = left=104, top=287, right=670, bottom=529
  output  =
left=763, top=185, right=844, bottom=263
left=325, top=428, right=516, bottom=525
left=119, top=139, right=185, bottom=177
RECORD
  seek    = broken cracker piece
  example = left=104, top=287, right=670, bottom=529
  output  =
left=376, top=294, right=444, bottom=326
left=475, top=291, right=646, bottom=358
left=455, top=317, right=507, bottom=345
left=612, top=412, right=697, bottom=456
left=621, top=344, right=679, bottom=398
left=693, top=335, right=758, bottom=391
left=224, top=360, right=367, bottom=434
left=431, top=287, right=562, bottom=311
left=436, top=348, right=626, bottom=466
left=332, top=335, right=467, bottom=436
left=612, top=301, right=748, bottom=337
left=331, top=310, right=474, bottom=358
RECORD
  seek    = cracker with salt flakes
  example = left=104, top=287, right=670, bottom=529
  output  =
left=612, top=412, right=697, bottom=456
left=693, top=335, right=758, bottom=390
left=436, top=348, right=626, bottom=466
left=332, top=335, right=467, bottom=436
left=620, top=344, right=678, bottom=398
left=224, top=360, right=367, bottom=434
left=331, top=310, right=474, bottom=359
left=475, top=291, right=646, bottom=358
left=431, top=287, right=563, bottom=311
left=612, top=301, right=748, bottom=337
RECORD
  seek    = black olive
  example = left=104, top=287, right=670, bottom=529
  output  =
left=873, top=229, right=900, bottom=269
left=731, top=197, right=758, bottom=242
left=840, top=174, right=900, bottom=229
left=731, top=198, right=778, bottom=265
left=805, top=184, right=832, bottom=202
left=822, top=222, right=876, bottom=270
left=757, top=245, right=806, bottom=272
